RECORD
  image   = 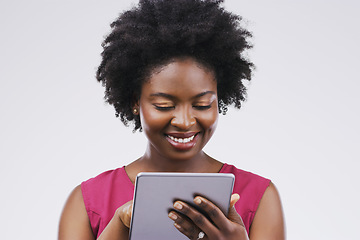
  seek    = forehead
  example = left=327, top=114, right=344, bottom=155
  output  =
left=142, top=59, right=217, bottom=96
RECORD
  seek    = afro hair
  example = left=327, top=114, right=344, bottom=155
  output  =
left=96, top=0, right=254, bottom=131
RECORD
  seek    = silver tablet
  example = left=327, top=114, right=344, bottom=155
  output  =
left=129, top=172, right=235, bottom=240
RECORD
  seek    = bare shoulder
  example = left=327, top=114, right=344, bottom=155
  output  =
left=58, top=185, right=95, bottom=240
left=249, top=182, right=286, bottom=240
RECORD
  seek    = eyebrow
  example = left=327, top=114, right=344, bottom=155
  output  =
left=150, top=91, right=216, bottom=99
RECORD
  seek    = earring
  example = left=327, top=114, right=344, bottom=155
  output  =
left=133, top=108, right=138, bottom=114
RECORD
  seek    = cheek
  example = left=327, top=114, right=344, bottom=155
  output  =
left=139, top=107, right=169, bottom=133
left=198, top=109, right=219, bottom=133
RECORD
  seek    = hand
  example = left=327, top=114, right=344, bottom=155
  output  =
left=115, top=200, right=133, bottom=228
left=96, top=200, right=133, bottom=240
left=168, top=194, right=249, bottom=240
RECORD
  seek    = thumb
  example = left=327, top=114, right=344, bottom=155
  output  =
left=228, top=194, right=245, bottom=226
left=230, top=193, right=240, bottom=208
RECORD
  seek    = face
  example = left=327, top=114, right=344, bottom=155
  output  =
left=137, top=58, right=219, bottom=162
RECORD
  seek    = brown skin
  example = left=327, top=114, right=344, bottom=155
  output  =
left=58, top=58, right=285, bottom=240
left=126, top=58, right=223, bottom=180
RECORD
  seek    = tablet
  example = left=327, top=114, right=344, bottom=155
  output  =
left=129, top=172, right=235, bottom=240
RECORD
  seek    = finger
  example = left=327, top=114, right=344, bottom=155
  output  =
left=168, top=211, right=201, bottom=240
left=118, top=200, right=133, bottom=228
left=193, top=196, right=230, bottom=230
left=173, top=201, right=218, bottom=237
left=230, top=193, right=240, bottom=208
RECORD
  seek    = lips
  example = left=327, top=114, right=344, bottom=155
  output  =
left=165, top=132, right=199, bottom=151
left=168, top=134, right=195, bottom=143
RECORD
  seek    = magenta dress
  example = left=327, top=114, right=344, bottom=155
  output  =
left=81, top=163, right=270, bottom=238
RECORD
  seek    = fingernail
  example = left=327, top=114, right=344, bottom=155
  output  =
left=168, top=212, right=177, bottom=220
left=194, top=197, right=202, bottom=205
left=174, top=223, right=181, bottom=229
left=174, top=202, right=183, bottom=210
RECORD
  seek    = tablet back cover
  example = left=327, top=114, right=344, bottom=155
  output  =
left=129, top=172, right=234, bottom=240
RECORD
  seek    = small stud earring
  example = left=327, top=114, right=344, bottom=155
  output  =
left=133, top=108, right=138, bottom=114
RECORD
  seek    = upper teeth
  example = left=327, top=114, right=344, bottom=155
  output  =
left=168, top=135, right=195, bottom=143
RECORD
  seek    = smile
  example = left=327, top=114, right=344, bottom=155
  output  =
left=167, top=135, right=195, bottom=143
left=165, top=133, right=199, bottom=151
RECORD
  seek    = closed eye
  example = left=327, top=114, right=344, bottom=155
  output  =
left=154, top=105, right=175, bottom=111
left=193, top=105, right=211, bottom=110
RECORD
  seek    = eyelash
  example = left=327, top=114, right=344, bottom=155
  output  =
left=154, top=105, right=211, bottom=111
left=193, top=105, right=211, bottom=110
left=154, top=106, right=174, bottom=111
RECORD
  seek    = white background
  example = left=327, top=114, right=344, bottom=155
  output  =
left=1, top=0, right=359, bottom=239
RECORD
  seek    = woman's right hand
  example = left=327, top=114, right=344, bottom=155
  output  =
left=116, top=200, right=133, bottom=228
left=97, top=200, right=133, bottom=240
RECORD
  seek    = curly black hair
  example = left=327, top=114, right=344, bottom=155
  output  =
left=96, top=0, right=254, bottom=131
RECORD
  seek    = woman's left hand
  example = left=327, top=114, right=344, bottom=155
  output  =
left=168, top=193, right=249, bottom=240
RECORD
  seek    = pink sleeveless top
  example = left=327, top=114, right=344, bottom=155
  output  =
left=81, top=164, right=270, bottom=238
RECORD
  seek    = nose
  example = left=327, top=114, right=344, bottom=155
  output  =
left=170, top=106, right=196, bottom=130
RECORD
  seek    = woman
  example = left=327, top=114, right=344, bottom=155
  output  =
left=59, top=0, right=285, bottom=239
